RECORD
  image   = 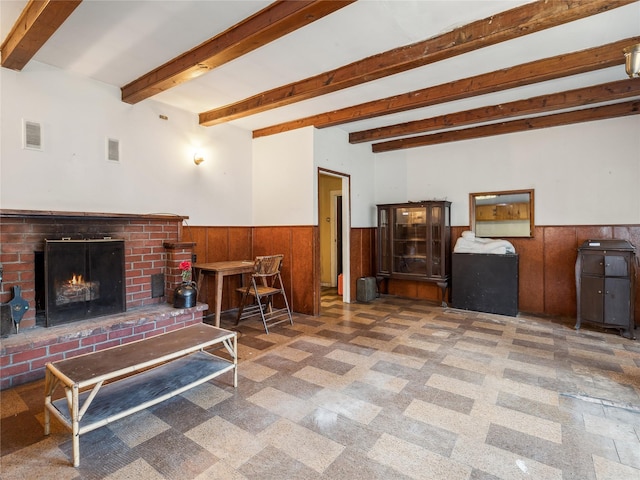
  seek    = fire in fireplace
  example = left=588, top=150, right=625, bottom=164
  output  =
left=44, top=239, right=125, bottom=326
left=55, top=273, right=100, bottom=306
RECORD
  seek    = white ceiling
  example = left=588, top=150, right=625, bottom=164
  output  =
left=1, top=0, right=639, bottom=135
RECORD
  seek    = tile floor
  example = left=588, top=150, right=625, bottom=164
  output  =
left=1, top=290, right=639, bottom=479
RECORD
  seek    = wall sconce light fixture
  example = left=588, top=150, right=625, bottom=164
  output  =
left=193, top=152, right=204, bottom=165
left=624, top=44, right=640, bottom=78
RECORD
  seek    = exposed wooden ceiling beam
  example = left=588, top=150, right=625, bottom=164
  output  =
left=349, top=78, right=640, bottom=144
left=121, top=0, right=355, bottom=105
left=253, top=37, right=639, bottom=138
left=0, top=0, right=82, bottom=71
left=371, top=100, right=640, bottom=152
left=200, top=0, right=637, bottom=126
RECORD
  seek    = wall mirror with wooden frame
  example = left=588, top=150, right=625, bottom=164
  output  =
left=470, top=189, right=534, bottom=238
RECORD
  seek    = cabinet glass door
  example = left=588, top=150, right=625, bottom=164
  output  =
left=378, top=207, right=390, bottom=274
left=393, top=207, right=427, bottom=275
left=430, top=205, right=442, bottom=277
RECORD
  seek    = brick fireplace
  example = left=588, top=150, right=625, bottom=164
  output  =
left=0, top=210, right=203, bottom=389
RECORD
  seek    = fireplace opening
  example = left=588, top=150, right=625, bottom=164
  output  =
left=43, top=239, right=125, bottom=327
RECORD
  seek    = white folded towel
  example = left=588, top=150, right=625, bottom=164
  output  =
left=454, top=230, right=515, bottom=254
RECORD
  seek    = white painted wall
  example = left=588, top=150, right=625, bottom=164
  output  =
left=314, top=127, right=376, bottom=228
left=0, top=61, right=253, bottom=226
left=251, top=128, right=315, bottom=226
left=250, top=127, right=376, bottom=227
left=374, top=115, right=640, bottom=227
left=2, top=61, right=638, bottom=232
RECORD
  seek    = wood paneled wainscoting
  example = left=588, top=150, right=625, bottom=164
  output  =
left=375, top=224, right=640, bottom=320
left=189, top=226, right=320, bottom=318
left=189, top=224, right=640, bottom=322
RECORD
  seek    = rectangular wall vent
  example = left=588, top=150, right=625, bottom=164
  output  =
left=23, top=120, right=42, bottom=150
left=107, top=138, right=120, bottom=162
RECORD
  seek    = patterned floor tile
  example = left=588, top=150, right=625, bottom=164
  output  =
left=256, top=418, right=345, bottom=474
left=1, top=290, right=639, bottom=479
left=368, top=432, right=472, bottom=480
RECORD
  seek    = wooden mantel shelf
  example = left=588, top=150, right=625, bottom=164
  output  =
left=0, top=209, right=189, bottom=221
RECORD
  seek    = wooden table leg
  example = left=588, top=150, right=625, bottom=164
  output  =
left=195, top=269, right=204, bottom=301
left=214, top=272, right=224, bottom=327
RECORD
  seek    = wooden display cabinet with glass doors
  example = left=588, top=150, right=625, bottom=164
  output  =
left=377, top=201, right=451, bottom=305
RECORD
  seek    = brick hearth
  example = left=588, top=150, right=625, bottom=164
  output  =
left=0, top=210, right=200, bottom=389
left=0, top=303, right=206, bottom=389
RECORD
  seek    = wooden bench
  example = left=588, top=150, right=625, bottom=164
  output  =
left=44, top=323, right=237, bottom=467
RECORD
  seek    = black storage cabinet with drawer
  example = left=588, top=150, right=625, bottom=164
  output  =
left=575, top=239, right=636, bottom=339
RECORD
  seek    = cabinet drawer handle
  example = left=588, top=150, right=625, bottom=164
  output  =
left=598, top=290, right=602, bottom=294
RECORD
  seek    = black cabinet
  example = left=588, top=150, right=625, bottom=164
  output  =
left=377, top=201, right=451, bottom=304
left=575, top=239, right=636, bottom=339
left=452, top=253, right=519, bottom=316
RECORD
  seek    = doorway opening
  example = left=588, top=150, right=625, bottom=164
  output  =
left=318, top=169, right=350, bottom=304
left=331, top=190, right=343, bottom=287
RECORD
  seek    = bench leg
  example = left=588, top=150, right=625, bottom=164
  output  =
left=44, top=370, right=53, bottom=436
left=72, top=384, right=80, bottom=467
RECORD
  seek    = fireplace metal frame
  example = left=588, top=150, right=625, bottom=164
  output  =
left=45, top=239, right=126, bottom=326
